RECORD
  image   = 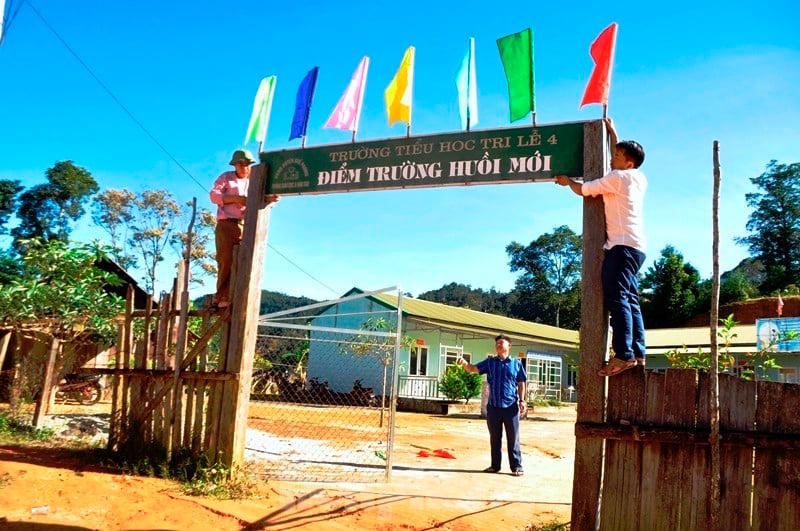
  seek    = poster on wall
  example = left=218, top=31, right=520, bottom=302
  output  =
left=756, top=318, right=800, bottom=351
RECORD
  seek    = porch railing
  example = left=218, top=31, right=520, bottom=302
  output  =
left=398, top=375, right=440, bottom=399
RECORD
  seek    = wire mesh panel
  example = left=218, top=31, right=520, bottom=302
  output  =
left=246, top=288, right=402, bottom=482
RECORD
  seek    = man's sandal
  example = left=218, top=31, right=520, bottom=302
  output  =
left=598, top=357, right=637, bottom=377
left=483, top=466, right=498, bottom=473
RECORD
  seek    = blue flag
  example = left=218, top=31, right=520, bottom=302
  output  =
left=289, top=67, right=319, bottom=141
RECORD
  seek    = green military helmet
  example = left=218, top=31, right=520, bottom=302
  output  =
left=229, top=149, right=256, bottom=166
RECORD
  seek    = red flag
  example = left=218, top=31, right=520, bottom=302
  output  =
left=580, top=23, right=618, bottom=108
left=778, top=294, right=784, bottom=316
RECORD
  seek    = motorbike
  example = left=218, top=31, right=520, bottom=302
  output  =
left=55, top=373, right=103, bottom=405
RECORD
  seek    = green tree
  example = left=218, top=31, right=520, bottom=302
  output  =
left=640, top=245, right=702, bottom=328
left=11, top=161, right=98, bottom=249
left=91, top=188, right=136, bottom=270
left=92, top=189, right=215, bottom=293
left=438, top=365, right=482, bottom=403
left=0, top=239, right=124, bottom=411
left=695, top=268, right=759, bottom=314
left=506, top=225, right=582, bottom=328
left=0, top=179, right=23, bottom=235
left=737, top=160, right=800, bottom=293
left=417, top=282, right=508, bottom=314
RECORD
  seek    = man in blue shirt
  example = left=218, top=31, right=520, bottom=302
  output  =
left=458, top=334, right=528, bottom=476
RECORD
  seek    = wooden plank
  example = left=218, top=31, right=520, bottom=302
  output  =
left=640, top=370, right=700, bottom=530
left=681, top=444, right=710, bottom=530
left=154, top=293, right=170, bottom=370
left=576, top=422, right=800, bottom=449
left=571, top=119, right=608, bottom=531
left=32, top=337, right=59, bottom=428
left=141, top=293, right=153, bottom=371
left=753, top=381, right=800, bottom=531
left=669, top=370, right=705, bottom=530
left=607, top=365, right=646, bottom=424
left=644, top=371, right=666, bottom=423
left=205, top=380, right=223, bottom=458
left=108, top=322, right=124, bottom=450
left=639, top=370, right=667, bottom=529
left=601, top=365, right=646, bottom=528
left=183, top=379, right=195, bottom=449
left=718, top=374, right=755, bottom=529
left=600, top=440, right=643, bottom=529
left=662, top=369, right=699, bottom=427
left=120, top=285, right=134, bottom=437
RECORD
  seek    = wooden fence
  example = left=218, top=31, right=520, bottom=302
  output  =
left=101, top=278, right=233, bottom=461
left=574, top=367, right=800, bottom=530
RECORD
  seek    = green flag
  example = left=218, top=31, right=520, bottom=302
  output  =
left=244, top=75, right=277, bottom=146
left=496, top=28, right=534, bottom=122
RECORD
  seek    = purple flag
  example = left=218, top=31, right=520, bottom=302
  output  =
left=289, top=67, right=319, bottom=141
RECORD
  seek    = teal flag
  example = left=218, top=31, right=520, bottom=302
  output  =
left=455, top=37, right=478, bottom=131
left=497, top=28, right=534, bottom=122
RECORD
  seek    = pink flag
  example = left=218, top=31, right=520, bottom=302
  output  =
left=324, top=56, right=370, bottom=132
left=778, top=293, right=784, bottom=317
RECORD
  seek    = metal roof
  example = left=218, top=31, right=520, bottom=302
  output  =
left=367, top=290, right=579, bottom=349
left=645, top=325, right=756, bottom=354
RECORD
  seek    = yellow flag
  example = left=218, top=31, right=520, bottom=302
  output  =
left=384, top=46, right=415, bottom=127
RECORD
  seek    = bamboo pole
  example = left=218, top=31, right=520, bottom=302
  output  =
left=709, top=140, right=722, bottom=530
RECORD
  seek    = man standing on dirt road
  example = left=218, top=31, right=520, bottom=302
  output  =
left=458, top=333, right=527, bottom=476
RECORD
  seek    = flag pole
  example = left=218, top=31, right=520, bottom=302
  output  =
left=406, top=124, right=410, bottom=138
left=301, top=135, right=306, bottom=149
left=602, top=103, right=608, bottom=119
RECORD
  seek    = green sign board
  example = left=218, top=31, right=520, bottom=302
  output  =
left=262, top=121, right=587, bottom=195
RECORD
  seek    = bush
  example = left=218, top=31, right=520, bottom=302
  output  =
left=438, top=365, right=482, bottom=403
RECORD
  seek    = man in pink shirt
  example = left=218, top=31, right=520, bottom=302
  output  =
left=555, top=119, right=647, bottom=376
left=209, top=149, right=278, bottom=310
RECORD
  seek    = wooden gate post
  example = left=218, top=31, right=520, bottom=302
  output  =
left=216, top=163, right=273, bottom=467
left=571, top=120, right=610, bottom=529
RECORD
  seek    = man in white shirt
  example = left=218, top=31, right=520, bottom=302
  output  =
left=555, top=119, right=647, bottom=376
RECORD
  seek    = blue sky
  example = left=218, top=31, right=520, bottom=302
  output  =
left=1, top=1, right=798, bottom=302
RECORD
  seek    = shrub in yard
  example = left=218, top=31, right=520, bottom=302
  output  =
left=438, top=365, right=482, bottom=403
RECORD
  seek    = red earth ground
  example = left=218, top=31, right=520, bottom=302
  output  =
left=0, top=403, right=576, bottom=530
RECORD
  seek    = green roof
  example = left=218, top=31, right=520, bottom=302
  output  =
left=366, top=290, right=578, bottom=349
left=645, top=325, right=756, bottom=354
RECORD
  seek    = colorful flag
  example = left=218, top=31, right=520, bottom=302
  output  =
left=324, top=56, right=369, bottom=132
left=580, top=23, right=618, bottom=108
left=384, top=46, right=415, bottom=127
left=0, top=0, right=6, bottom=44
left=497, top=28, right=535, bottom=122
left=778, top=293, right=784, bottom=317
left=455, top=37, right=478, bottom=131
left=244, top=76, right=277, bottom=146
left=289, top=67, right=319, bottom=141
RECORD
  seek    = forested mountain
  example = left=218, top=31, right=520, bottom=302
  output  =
left=258, top=290, right=318, bottom=315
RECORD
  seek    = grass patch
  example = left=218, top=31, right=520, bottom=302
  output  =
left=526, top=519, right=570, bottom=530
left=528, top=398, right=567, bottom=408
left=0, top=411, right=55, bottom=443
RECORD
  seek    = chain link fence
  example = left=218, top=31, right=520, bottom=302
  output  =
left=246, top=289, right=402, bottom=482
